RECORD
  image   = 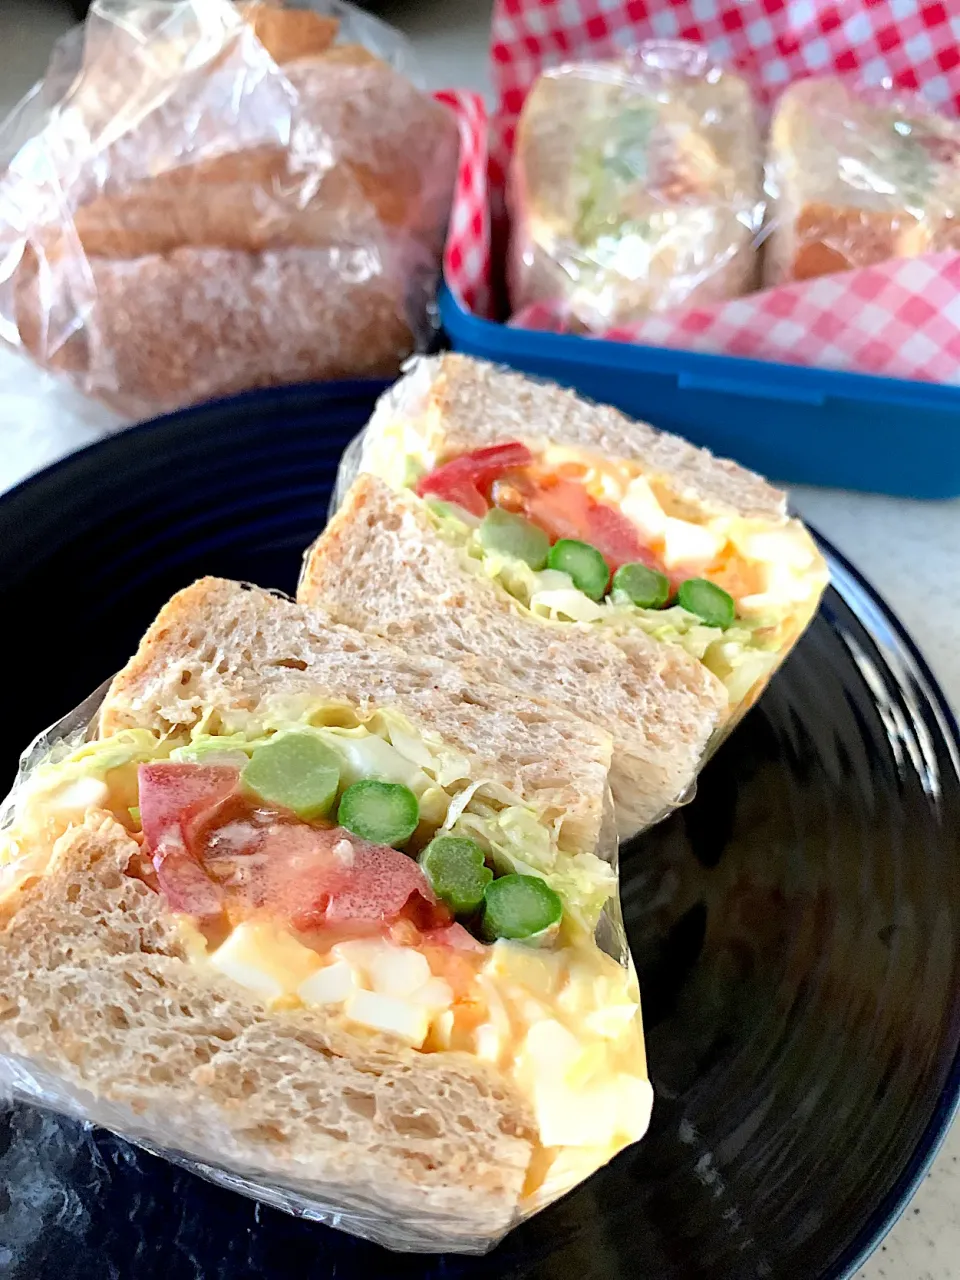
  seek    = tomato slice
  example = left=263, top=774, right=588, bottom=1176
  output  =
left=502, top=474, right=664, bottom=576
left=583, top=502, right=661, bottom=573
left=137, top=762, right=447, bottom=933
left=416, top=442, right=534, bottom=517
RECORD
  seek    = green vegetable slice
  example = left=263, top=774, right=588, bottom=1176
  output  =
left=612, top=562, right=670, bottom=608
left=337, top=780, right=420, bottom=847
left=479, top=508, right=550, bottom=570
left=241, top=732, right=341, bottom=820
left=547, top=539, right=610, bottom=601
left=419, top=835, right=493, bottom=914
left=480, top=873, right=563, bottom=942
left=676, top=578, right=736, bottom=628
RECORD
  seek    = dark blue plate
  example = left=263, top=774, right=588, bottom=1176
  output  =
left=1, top=382, right=959, bottom=1280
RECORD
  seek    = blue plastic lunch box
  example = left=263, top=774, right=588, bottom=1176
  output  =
left=438, top=282, right=960, bottom=500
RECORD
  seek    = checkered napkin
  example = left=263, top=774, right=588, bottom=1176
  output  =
left=442, top=0, right=960, bottom=383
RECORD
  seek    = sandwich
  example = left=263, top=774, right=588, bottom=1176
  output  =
left=303, top=354, right=829, bottom=836
left=765, top=76, right=960, bottom=284
left=0, top=0, right=459, bottom=415
left=508, top=49, right=764, bottom=331
left=0, top=577, right=651, bottom=1252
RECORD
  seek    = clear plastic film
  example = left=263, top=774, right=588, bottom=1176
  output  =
left=0, top=0, right=459, bottom=421
left=506, top=41, right=766, bottom=333
left=0, top=656, right=647, bottom=1254
left=763, top=76, right=960, bottom=286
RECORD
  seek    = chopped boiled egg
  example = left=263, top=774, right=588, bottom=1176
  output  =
left=369, top=945, right=431, bottom=998
left=521, top=1019, right=583, bottom=1077
left=298, top=960, right=357, bottom=1006
left=331, top=938, right=393, bottom=972
left=209, top=921, right=321, bottom=1001
left=485, top=940, right=562, bottom=1000
left=474, top=1021, right=505, bottom=1063
left=620, top=475, right=667, bottom=541
left=661, top=517, right=726, bottom=572
left=730, top=524, right=817, bottom=570
left=584, top=1001, right=642, bottom=1040
left=44, top=776, right=111, bottom=817
left=409, top=977, right=454, bottom=1010
left=344, top=988, right=430, bottom=1047
left=517, top=1020, right=627, bottom=1148
left=431, top=1008, right=455, bottom=1051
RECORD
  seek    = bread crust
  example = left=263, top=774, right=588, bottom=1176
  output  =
left=764, top=77, right=960, bottom=285
left=376, top=354, right=787, bottom=524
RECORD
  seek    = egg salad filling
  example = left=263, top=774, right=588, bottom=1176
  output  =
left=0, top=702, right=649, bottom=1196
left=361, top=424, right=827, bottom=710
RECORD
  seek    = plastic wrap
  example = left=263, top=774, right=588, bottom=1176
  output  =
left=0, top=0, right=460, bottom=421
left=506, top=42, right=765, bottom=333
left=764, top=76, right=960, bottom=286
left=0, top=654, right=647, bottom=1254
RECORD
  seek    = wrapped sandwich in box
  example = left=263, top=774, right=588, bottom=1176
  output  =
left=765, top=75, right=960, bottom=284
left=507, top=42, right=765, bottom=332
left=0, top=578, right=651, bottom=1252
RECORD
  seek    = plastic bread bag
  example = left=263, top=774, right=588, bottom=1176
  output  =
left=0, top=576, right=651, bottom=1254
left=316, top=353, right=829, bottom=839
left=506, top=41, right=766, bottom=333
left=764, top=75, right=960, bottom=286
left=0, top=0, right=459, bottom=422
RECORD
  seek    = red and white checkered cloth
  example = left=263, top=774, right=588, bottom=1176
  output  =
left=441, top=0, right=960, bottom=383
left=436, top=90, right=492, bottom=319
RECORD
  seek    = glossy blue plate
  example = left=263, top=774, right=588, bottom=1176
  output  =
left=1, top=382, right=959, bottom=1280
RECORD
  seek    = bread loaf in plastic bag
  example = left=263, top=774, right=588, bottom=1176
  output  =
left=0, top=0, right=459, bottom=420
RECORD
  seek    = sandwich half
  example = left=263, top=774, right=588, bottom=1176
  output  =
left=0, top=577, right=650, bottom=1251
left=509, top=54, right=763, bottom=329
left=302, top=354, right=828, bottom=835
left=765, top=77, right=960, bottom=284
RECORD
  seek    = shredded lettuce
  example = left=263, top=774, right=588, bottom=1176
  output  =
left=24, top=728, right=173, bottom=790
left=425, top=501, right=781, bottom=704
left=16, top=700, right=611, bottom=928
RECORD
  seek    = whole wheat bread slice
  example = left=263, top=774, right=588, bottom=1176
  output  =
left=300, top=474, right=726, bottom=836
left=0, top=814, right=533, bottom=1248
left=363, top=353, right=788, bottom=523
left=100, top=577, right=612, bottom=855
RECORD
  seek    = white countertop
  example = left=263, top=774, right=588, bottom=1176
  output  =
left=0, top=1, right=957, bottom=1275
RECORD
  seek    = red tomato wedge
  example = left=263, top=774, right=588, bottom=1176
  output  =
left=416, top=442, right=533, bottom=518
left=137, top=763, right=448, bottom=932
left=502, top=473, right=664, bottom=575
left=139, top=762, right=239, bottom=848
left=583, top=502, right=662, bottom=573
left=138, top=762, right=239, bottom=920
